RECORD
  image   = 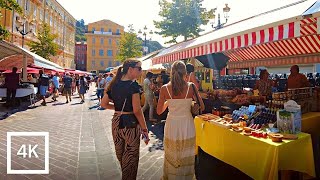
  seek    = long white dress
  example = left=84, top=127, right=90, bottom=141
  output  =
left=162, top=83, right=195, bottom=180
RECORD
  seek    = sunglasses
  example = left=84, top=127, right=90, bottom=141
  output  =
left=133, top=66, right=142, bottom=71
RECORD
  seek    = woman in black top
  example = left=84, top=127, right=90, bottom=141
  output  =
left=101, top=59, right=149, bottom=180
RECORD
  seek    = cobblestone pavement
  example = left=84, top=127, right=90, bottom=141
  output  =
left=0, top=86, right=165, bottom=180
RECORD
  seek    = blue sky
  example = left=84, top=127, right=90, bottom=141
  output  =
left=57, top=0, right=300, bottom=46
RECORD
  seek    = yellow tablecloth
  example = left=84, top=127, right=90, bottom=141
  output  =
left=302, top=112, right=320, bottom=135
left=195, top=117, right=316, bottom=180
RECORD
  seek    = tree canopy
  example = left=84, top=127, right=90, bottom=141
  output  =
left=154, top=0, right=214, bottom=44
left=0, top=0, right=22, bottom=40
left=28, top=23, right=59, bottom=60
left=116, top=25, right=143, bottom=62
left=75, top=19, right=86, bottom=42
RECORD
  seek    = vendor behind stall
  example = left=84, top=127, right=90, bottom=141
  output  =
left=254, top=69, right=273, bottom=98
left=287, top=65, right=310, bottom=89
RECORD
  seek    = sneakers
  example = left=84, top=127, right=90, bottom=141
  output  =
left=80, top=100, right=85, bottom=103
left=66, top=100, right=69, bottom=103
left=69, top=98, right=72, bottom=102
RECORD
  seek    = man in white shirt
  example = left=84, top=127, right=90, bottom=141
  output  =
left=142, top=72, right=157, bottom=122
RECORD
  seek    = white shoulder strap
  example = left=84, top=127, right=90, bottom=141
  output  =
left=188, top=72, right=192, bottom=82
left=165, top=85, right=172, bottom=99
left=185, top=83, right=191, bottom=99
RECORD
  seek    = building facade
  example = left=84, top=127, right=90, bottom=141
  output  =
left=85, top=20, right=124, bottom=73
left=0, top=0, right=76, bottom=69
left=75, top=42, right=87, bottom=71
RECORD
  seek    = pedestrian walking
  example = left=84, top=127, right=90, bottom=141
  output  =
left=142, top=72, right=157, bottom=122
left=52, top=72, right=60, bottom=101
left=4, top=67, right=20, bottom=107
left=63, top=73, right=73, bottom=103
left=157, top=61, right=204, bottom=179
left=96, top=74, right=106, bottom=104
left=101, top=59, right=149, bottom=180
left=38, top=70, right=50, bottom=106
left=75, top=74, right=80, bottom=96
left=79, top=75, right=87, bottom=103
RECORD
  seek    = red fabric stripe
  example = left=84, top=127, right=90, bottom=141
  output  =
left=268, top=27, right=274, bottom=42
left=288, top=22, right=294, bottom=38
left=210, top=43, right=213, bottom=53
left=304, top=36, right=318, bottom=53
left=244, top=34, right=249, bottom=46
left=300, top=37, right=313, bottom=53
left=225, top=39, right=229, bottom=50
left=201, top=46, right=204, bottom=55
left=260, top=30, right=265, bottom=44
left=291, top=38, right=307, bottom=54
left=284, top=39, right=299, bottom=55
left=214, top=42, right=217, bottom=52
left=278, top=25, right=284, bottom=40
left=237, top=36, right=241, bottom=47
left=310, top=34, right=320, bottom=50
left=231, top=38, right=235, bottom=49
left=219, top=41, right=223, bottom=51
left=252, top=32, right=256, bottom=45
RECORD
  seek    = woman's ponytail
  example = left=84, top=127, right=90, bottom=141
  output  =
left=106, top=66, right=123, bottom=92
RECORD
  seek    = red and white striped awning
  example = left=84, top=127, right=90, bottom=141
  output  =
left=152, top=0, right=320, bottom=67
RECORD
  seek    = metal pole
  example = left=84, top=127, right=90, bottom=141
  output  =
left=144, top=33, right=147, bottom=55
left=21, top=26, right=27, bottom=82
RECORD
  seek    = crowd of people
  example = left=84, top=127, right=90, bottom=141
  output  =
left=0, top=67, right=94, bottom=107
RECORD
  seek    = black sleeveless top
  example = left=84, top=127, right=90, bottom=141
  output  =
left=107, top=80, right=140, bottom=112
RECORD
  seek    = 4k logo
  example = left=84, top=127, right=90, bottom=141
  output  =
left=7, top=132, right=49, bottom=174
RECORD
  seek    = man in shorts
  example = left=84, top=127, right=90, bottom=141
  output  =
left=63, top=73, right=73, bottom=103
left=39, top=70, right=50, bottom=106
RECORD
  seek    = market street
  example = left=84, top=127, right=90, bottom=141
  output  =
left=0, top=86, right=164, bottom=180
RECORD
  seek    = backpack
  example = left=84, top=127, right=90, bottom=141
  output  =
left=64, top=76, right=73, bottom=88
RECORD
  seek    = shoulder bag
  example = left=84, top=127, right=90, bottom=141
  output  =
left=191, top=83, right=201, bottom=117
left=119, top=82, right=138, bottom=129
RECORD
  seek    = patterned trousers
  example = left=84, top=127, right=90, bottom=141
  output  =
left=112, top=114, right=141, bottom=180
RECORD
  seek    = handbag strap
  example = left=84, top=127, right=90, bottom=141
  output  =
left=191, top=83, right=201, bottom=113
left=120, top=81, right=134, bottom=115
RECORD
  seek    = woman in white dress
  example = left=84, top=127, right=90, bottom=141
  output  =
left=157, top=61, right=205, bottom=180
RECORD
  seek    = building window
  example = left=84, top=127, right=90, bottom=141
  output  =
left=99, top=49, right=104, bottom=56
left=50, top=16, right=53, bottom=26
left=33, top=5, right=37, bottom=17
left=116, top=40, right=119, bottom=46
left=92, top=27, right=95, bottom=32
left=100, top=38, right=104, bottom=45
left=100, top=60, right=104, bottom=67
left=17, top=0, right=22, bottom=6
left=25, top=0, right=30, bottom=11
left=108, top=28, right=112, bottom=32
left=40, top=11, right=43, bottom=20
left=92, top=38, right=95, bottom=43
left=82, top=60, right=84, bottom=65
left=92, top=49, right=96, bottom=56
left=107, top=50, right=113, bottom=56
left=116, top=29, right=120, bottom=35
left=101, top=28, right=104, bottom=32
left=108, top=61, right=112, bottom=67
left=91, top=60, right=96, bottom=68
left=108, top=39, right=112, bottom=45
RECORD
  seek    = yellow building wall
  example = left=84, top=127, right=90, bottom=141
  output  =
left=0, top=0, right=76, bottom=69
left=86, top=20, right=124, bottom=72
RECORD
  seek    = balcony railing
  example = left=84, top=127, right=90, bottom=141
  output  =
left=85, top=31, right=121, bottom=36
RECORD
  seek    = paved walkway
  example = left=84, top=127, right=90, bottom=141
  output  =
left=0, top=86, right=164, bottom=180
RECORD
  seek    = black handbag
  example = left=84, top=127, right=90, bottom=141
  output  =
left=191, top=83, right=202, bottom=117
left=119, top=83, right=138, bottom=129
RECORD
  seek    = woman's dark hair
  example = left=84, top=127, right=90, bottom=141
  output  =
left=186, top=63, right=194, bottom=74
left=106, top=59, right=141, bottom=92
left=259, top=69, right=269, bottom=79
left=80, top=76, right=84, bottom=80
left=146, top=72, right=153, bottom=79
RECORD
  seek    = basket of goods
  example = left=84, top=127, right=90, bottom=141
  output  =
left=232, top=94, right=251, bottom=105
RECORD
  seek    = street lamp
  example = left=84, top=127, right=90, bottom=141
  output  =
left=138, top=25, right=153, bottom=55
left=211, top=4, right=231, bottom=30
left=16, top=16, right=34, bottom=48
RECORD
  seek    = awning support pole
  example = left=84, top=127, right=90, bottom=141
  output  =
left=23, top=54, right=27, bottom=81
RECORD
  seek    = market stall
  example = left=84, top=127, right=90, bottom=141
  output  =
left=0, top=86, right=38, bottom=106
left=194, top=116, right=315, bottom=180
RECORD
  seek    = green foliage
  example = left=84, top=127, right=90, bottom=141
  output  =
left=137, top=37, right=163, bottom=54
left=116, top=25, right=143, bottom=62
left=154, top=0, right=214, bottom=44
left=28, top=23, right=59, bottom=60
left=0, top=0, right=22, bottom=40
left=75, top=19, right=86, bottom=42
